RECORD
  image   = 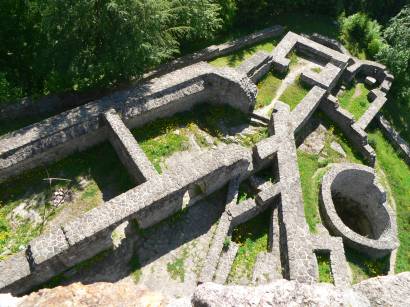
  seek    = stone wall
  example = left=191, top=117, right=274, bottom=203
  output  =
left=378, top=115, right=410, bottom=165
left=319, top=95, right=376, bottom=165
left=0, top=143, right=252, bottom=295
left=320, top=163, right=398, bottom=258
left=0, top=62, right=257, bottom=183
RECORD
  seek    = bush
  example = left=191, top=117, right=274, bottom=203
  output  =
left=339, top=13, right=384, bottom=59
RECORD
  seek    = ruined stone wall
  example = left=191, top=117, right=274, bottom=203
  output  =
left=0, top=63, right=257, bottom=183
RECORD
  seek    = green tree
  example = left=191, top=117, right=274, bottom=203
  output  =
left=377, top=5, right=410, bottom=101
left=339, top=12, right=384, bottom=59
left=0, top=0, right=222, bottom=102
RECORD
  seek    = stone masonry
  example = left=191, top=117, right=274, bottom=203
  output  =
left=0, top=29, right=399, bottom=295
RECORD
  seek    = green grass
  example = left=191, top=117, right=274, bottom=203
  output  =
left=0, top=142, right=134, bottom=259
left=255, top=71, right=283, bottom=109
left=338, top=83, right=370, bottom=120
left=316, top=252, right=334, bottom=283
left=311, top=67, right=322, bottom=73
left=167, top=248, right=189, bottom=282
left=209, top=38, right=278, bottom=68
left=288, top=50, right=299, bottom=67
left=368, top=128, right=410, bottom=272
left=228, top=209, right=270, bottom=282
left=236, top=180, right=254, bottom=204
left=238, top=127, right=269, bottom=148
left=297, top=151, right=323, bottom=233
left=278, top=77, right=310, bottom=110
left=130, top=254, right=142, bottom=283
left=297, top=115, right=364, bottom=233
left=345, top=247, right=390, bottom=284
left=132, top=103, right=250, bottom=172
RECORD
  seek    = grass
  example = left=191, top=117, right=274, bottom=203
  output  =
left=288, top=50, right=299, bottom=67
left=316, top=252, right=334, bottom=283
left=297, top=114, right=364, bottom=233
left=278, top=77, right=310, bottom=110
left=255, top=70, right=283, bottom=109
left=0, top=142, right=134, bottom=259
left=297, top=151, right=324, bottom=233
left=209, top=38, right=279, bottom=68
left=236, top=180, right=254, bottom=204
left=228, top=209, right=270, bottom=283
left=132, top=103, right=250, bottom=172
left=167, top=248, right=189, bottom=282
left=238, top=127, right=269, bottom=148
left=338, top=83, right=370, bottom=120
left=311, top=67, right=322, bottom=73
left=368, top=128, right=410, bottom=272
left=345, top=247, right=390, bottom=284
left=130, top=254, right=142, bottom=283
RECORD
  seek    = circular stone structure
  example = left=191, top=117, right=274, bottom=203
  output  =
left=320, top=163, right=398, bottom=258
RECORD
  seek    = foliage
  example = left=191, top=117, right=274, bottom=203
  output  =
left=238, top=128, right=269, bottom=148
left=316, top=252, right=334, bottom=283
left=338, top=83, right=370, bottom=120
left=339, top=12, right=384, bottom=59
left=376, top=5, right=410, bottom=104
left=167, top=248, right=189, bottom=282
left=237, top=180, right=254, bottom=204
left=223, top=237, right=231, bottom=250
left=0, top=0, right=222, bottom=101
left=216, top=0, right=237, bottom=28
left=130, top=254, right=142, bottom=283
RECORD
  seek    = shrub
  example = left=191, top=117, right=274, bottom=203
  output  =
left=339, top=13, right=384, bottom=59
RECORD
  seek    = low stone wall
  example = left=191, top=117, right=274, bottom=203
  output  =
left=319, top=95, right=376, bottom=165
left=0, top=144, right=252, bottom=295
left=320, top=163, right=398, bottom=258
left=271, top=32, right=351, bottom=74
left=300, top=63, right=343, bottom=92
left=0, top=63, right=257, bottom=183
left=357, top=93, right=387, bottom=130
left=102, top=110, right=157, bottom=184
left=309, top=33, right=351, bottom=56
left=289, top=86, right=327, bottom=133
left=378, top=115, right=410, bottom=165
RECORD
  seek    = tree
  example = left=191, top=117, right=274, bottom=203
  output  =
left=339, top=12, right=384, bottom=59
left=377, top=5, right=410, bottom=101
left=0, top=0, right=222, bottom=101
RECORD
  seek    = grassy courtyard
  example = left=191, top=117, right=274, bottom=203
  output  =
left=338, top=83, right=370, bottom=120
left=255, top=70, right=283, bottom=109
left=278, top=77, right=310, bottom=110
